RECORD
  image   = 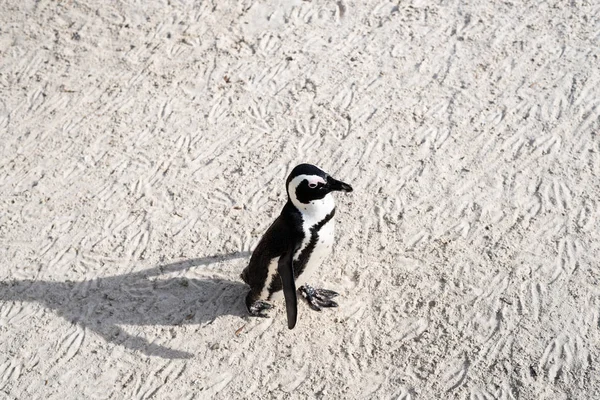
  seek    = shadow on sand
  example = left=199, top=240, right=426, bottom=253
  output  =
left=0, top=251, right=251, bottom=359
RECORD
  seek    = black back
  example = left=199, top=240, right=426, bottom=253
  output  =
left=241, top=202, right=304, bottom=292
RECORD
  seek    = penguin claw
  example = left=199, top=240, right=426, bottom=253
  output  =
left=299, top=284, right=339, bottom=312
left=248, top=300, right=273, bottom=317
left=315, top=289, right=339, bottom=298
left=318, top=299, right=338, bottom=308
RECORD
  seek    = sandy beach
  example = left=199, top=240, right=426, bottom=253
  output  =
left=1, top=0, right=599, bottom=398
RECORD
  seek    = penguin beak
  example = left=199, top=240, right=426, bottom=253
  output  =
left=327, top=176, right=353, bottom=193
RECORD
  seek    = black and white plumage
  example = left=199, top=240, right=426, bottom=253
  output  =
left=240, top=163, right=353, bottom=329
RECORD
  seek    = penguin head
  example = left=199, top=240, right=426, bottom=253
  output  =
left=286, top=164, right=353, bottom=212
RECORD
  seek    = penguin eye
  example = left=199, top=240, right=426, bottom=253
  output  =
left=308, top=182, right=318, bottom=189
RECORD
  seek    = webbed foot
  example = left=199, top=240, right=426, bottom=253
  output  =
left=298, top=284, right=339, bottom=311
left=248, top=300, right=273, bottom=317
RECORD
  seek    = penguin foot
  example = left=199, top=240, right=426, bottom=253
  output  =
left=248, top=300, right=273, bottom=317
left=298, top=284, right=339, bottom=311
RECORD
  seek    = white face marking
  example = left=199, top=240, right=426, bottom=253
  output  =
left=287, top=174, right=334, bottom=219
left=288, top=174, right=326, bottom=198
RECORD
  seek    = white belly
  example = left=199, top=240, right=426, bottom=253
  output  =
left=269, top=195, right=337, bottom=300
left=261, top=219, right=335, bottom=301
left=295, top=218, right=335, bottom=287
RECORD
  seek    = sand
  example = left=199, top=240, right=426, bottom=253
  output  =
left=1, top=0, right=599, bottom=398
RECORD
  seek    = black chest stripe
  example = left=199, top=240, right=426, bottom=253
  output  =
left=265, top=208, right=335, bottom=297
left=293, top=208, right=335, bottom=278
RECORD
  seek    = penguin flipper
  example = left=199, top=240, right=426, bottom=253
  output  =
left=277, top=251, right=297, bottom=329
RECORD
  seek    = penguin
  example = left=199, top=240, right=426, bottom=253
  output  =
left=240, top=163, right=353, bottom=329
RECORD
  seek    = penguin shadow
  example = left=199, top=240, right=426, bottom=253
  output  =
left=0, top=251, right=251, bottom=360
